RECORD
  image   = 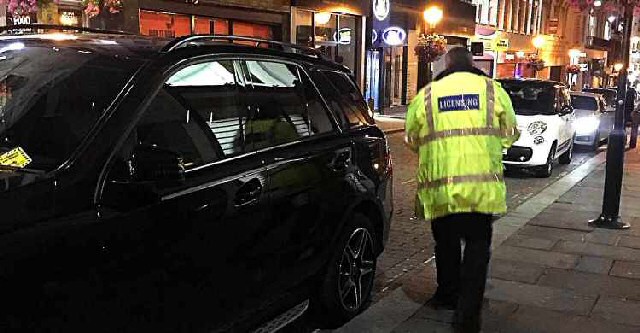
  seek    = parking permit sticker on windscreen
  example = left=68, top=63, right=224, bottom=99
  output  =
left=0, top=147, right=32, bottom=168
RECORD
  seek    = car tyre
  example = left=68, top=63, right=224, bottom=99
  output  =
left=311, top=213, right=377, bottom=328
left=535, top=144, right=556, bottom=178
left=559, top=140, right=573, bottom=165
left=591, top=131, right=600, bottom=151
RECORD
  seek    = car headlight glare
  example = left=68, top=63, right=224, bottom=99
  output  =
left=575, top=116, right=600, bottom=135
left=527, top=121, right=548, bottom=135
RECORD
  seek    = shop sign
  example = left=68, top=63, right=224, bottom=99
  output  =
left=333, top=28, right=351, bottom=45
left=505, top=53, right=515, bottom=60
left=579, top=64, right=589, bottom=72
left=9, top=14, right=35, bottom=25
left=373, top=0, right=390, bottom=21
left=494, top=39, right=509, bottom=50
left=59, top=11, right=80, bottom=26
left=382, top=27, right=406, bottom=46
left=372, top=30, right=378, bottom=44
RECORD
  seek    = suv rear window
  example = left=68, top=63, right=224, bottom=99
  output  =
left=310, top=70, right=373, bottom=128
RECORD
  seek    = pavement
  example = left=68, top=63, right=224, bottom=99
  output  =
left=327, top=116, right=640, bottom=332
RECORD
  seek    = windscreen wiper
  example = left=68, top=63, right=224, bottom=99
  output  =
left=0, top=164, right=45, bottom=175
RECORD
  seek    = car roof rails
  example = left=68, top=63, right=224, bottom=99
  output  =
left=161, top=35, right=323, bottom=58
left=0, top=24, right=132, bottom=36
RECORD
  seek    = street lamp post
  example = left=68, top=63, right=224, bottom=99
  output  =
left=589, top=5, right=633, bottom=229
left=417, top=6, right=443, bottom=90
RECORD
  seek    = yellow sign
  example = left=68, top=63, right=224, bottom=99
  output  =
left=493, top=39, right=509, bottom=50
left=0, top=147, right=32, bottom=168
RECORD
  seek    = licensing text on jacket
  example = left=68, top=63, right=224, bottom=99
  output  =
left=437, top=94, right=480, bottom=112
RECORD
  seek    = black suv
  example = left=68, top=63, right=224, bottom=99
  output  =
left=0, top=26, right=392, bottom=332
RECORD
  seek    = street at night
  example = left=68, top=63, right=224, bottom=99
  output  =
left=2, top=0, right=640, bottom=330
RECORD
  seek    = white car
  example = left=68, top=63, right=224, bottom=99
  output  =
left=571, top=91, right=614, bottom=150
left=498, top=79, right=576, bottom=178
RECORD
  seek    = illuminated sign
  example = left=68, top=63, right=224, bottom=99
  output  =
left=59, top=11, right=79, bottom=26
left=382, top=27, right=406, bottom=46
left=333, top=28, right=352, bottom=45
left=494, top=39, right=509, bottom=50
left=372, top=30, right=378, bottom=44
left=373, top=0, right=390, bottom=21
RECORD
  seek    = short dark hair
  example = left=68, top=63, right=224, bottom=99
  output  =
left=445, top=47, right=473, bottom=68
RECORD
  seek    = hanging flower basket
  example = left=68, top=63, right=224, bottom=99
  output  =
left=2, top=0, right=59, bottom=18
left=566, top=64, right=581, bottom=74
left=414, top=34, right=447, bottom=63
left=82, top=0, right=122, bottom=18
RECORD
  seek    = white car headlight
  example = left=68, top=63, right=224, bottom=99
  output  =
left=527, top=121, right=548, bottom=135
left=575, top=116, right=600, bottom=135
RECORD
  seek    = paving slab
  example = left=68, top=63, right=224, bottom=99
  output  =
left=610, top=261, right=640, bottom=280
left=528, top=210, right=596, bottom=232
left=618, top=235, right=640, bottom=251
left=501, top=234, right=558, bottom=250
left=536, top=268, right=640, bottom=300
left=591, top=297, right=640, bottom=327
left=553, top=240, right=640, bottom=262
left=516, top=225, right=589, bottom=242
left=334, top=288, right=423, bottom=333
left=489, top=304, right=640, bottom=333
left=484, top=279, right=597, bottom=315
left=492, top=245, right=579, bottom=269
left=583, top=229, right=621, bottom=246
left=575, top=256, right=614, bottom=275
left=489, top=259, right=546, bottom=284
left=391, top=317, right=453, bottom=333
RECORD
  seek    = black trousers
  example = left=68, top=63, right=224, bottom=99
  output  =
left=431, top=213, right=493, bottom=332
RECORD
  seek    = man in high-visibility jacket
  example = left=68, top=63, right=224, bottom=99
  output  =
left=405, top=47, right=519, bottom=332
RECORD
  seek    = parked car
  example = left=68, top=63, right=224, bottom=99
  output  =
left=0, top=26, right=393, bottom=332
left=571, top=91, right=613, bottom=150
left=582, top=87, right=617, bottom=112
left=498, top=79, right=576, bottom=178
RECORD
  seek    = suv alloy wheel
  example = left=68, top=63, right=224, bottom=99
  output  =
left=312, top=213, right=377, bottom=327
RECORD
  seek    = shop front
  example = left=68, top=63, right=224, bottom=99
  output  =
left=2, top=0, right=84, bottom=27
left=363, top=0, right=410, bottom=111
left=291, top=0, right=367, bottom=86
left=86, top=0, right=289, bottom=41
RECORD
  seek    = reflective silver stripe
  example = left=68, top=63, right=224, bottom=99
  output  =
left=424, top=85, right=435, bottom=133
left=418, top=173, right=503, bottom=189
left=485, top=78, right=495, bottom=128
left=409, top=126, right=519, bottom=145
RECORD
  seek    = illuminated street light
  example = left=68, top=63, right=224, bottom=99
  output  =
left=608, top=15, right=617, bottom=23
left=532, top=35, right=545, bottom=49
left=594, top=0, right=602, bottom=6
left=423, top=6, right=443, bottom=28
left=614, top=62, right=624, bottom=71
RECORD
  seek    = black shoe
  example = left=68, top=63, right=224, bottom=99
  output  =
left=426, top=294, right=457, bottom=310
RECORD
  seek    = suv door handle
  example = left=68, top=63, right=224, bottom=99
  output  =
left=234, top=178, right=262, bottom=207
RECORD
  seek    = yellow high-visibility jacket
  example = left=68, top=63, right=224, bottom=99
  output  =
left=405, top=71, right=519, bottom=221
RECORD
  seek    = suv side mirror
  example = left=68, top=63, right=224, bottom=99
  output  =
left=100, top=145, right=185, bottom=211
left=131, top=145, right=186, bottom=183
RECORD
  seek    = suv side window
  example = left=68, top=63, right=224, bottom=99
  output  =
left=166, top=60, right=246, bottom=157
left=108, top=60, right=248, bottom=183
left=309, top=70, right=373, bottom=129
left=240, top=60, right=335, bottom=152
